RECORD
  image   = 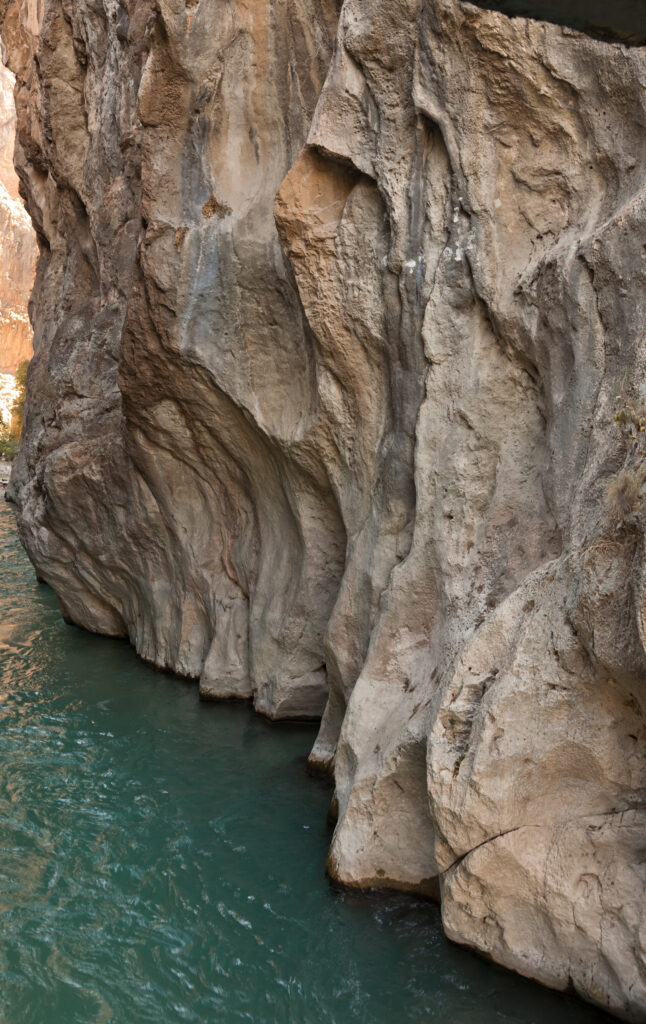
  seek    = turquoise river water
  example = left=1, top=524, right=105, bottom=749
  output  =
left=0, top=496, right=616, bottom=1024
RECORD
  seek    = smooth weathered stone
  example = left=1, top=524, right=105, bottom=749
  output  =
left=2, top=0, right=646, bottom=1018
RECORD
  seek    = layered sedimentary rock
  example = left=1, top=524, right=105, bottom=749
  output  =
left=2, top=0, right=646, bottom=1019
left=0, top=57, right=34, bottom=374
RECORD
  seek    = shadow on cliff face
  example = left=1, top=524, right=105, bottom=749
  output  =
left=463, top=0, right=646, bottom=43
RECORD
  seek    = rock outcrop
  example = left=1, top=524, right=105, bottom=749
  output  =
left=2, top=1, right=646, bottom=1019
left=0, top=56, right=34, bottom=374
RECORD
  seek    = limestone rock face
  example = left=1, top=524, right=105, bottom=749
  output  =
left=2, top=0, right=646, bottom=1019
left=0, top=57, right=34, bottom=374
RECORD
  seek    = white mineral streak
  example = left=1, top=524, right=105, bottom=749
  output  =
left=0, top=370, right=17, bottom=425
left=1, top=0, right=645, bottom=1018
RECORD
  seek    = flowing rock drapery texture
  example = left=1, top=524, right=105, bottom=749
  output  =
left=0, top=56, right=34, bottom=375
left=2, top=0, right=646, bottom=1019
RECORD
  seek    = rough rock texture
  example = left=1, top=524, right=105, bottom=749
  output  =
left=0, top=57, right=35, bottom=373
left=2, top=0, right=646, bottom=1019
left=468, top=1, right=646, bottom=45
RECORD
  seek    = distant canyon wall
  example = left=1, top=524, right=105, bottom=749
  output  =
left=1, top=1, right=646, bottom=1020
left=0, top=56, right=34, bottom=375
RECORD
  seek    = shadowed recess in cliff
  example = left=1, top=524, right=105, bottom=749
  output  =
left=462, top=0, right=646, bottom=43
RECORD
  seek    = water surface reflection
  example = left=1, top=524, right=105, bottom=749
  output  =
left=0, top=499, right=615, bottom=1023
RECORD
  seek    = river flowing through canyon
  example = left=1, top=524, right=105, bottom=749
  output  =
left=0, top=495, right=617, bottom=1023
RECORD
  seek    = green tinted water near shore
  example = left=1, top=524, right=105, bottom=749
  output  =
left=0, top=498, right=615, bottom=1024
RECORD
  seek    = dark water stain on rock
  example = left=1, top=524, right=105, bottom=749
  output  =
left=463, top=0, right=646, bottom=44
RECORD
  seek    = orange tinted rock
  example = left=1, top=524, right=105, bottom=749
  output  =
left=0, top=60, right=35, bottom=374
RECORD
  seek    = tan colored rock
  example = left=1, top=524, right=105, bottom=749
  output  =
left=310, top=4, right=646, bottom=1019
left=0, top=57, right=35, bottom=374
left=2, top=0, right=646, bottom=1019
left=1, top=0, right=343, bottom=708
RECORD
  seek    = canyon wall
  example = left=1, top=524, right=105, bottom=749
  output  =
left=0, top=56, right=34, bottom=376
left=468, top=0, right=646, bottom=44
left=1, top=0, right=646, bottom=1019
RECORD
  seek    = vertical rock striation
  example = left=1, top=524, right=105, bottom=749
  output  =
left=2, top=0, right=646, bottom=1019
left=299, top=10, right=646, bottom=1022
left=1, top=0, right=343, bottom=713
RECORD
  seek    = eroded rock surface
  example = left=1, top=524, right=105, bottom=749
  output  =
left=2, top=0, right=646, bottom=1018
left=467, top=0, right=646, bottom=45
left=0, top=56, right=34, bottom=373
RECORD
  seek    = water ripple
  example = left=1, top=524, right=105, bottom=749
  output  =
left=0, top=500, right=615, bottom=1024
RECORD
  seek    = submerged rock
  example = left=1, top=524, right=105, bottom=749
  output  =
left=1, top=0, right=646, bottom=1018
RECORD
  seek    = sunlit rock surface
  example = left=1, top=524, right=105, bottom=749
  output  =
left=1, top=1, right=646, bottom=1019
left=0, top=57, right=34, bottom=374
left=0, top=370, right=17, bottom=426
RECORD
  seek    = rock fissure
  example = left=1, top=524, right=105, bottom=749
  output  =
left=440, top=825, right=525, bottom=877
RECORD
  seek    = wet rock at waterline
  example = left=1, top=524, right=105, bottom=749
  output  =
left=1, top=0, right=646, bottom=1019
left=0, top=500, right=616, bottom=1024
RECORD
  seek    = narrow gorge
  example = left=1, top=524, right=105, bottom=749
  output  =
left=1, top=0, right=645, bottom=1020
